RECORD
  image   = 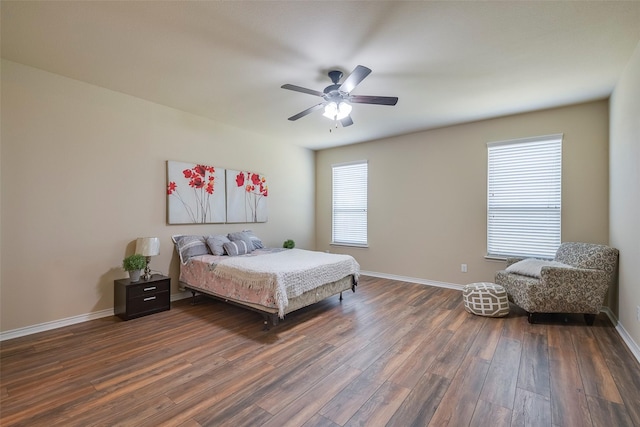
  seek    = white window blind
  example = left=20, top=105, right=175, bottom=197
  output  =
left=332, top=161, right=368, bottom=246
left=487, top=134, right=562, bottom=259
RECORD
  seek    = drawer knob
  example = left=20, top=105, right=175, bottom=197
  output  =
left=143, top=286, right=157, bottom=292
left=143, top=296, right=156, bottom=302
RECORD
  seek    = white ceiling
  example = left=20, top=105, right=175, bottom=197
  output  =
left=2, top=1, right=639, bottom=150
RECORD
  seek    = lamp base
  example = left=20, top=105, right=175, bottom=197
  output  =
left=143, top=257, right=152, bottom=280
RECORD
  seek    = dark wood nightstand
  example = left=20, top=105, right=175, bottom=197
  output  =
left=114, top=274, right=170, bottom=320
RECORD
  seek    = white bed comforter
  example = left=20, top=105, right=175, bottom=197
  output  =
left=212, top=248, right=360, bottom=317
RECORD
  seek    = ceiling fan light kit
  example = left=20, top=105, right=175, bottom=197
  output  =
left=322, top=101, right=352, bottom=121
left=281, top=65, right=398, bottom=127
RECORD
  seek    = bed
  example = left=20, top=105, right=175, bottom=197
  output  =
left=173, top=233, right=359, bottom=328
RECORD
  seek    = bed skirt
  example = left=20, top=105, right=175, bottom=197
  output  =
left=181, top=274, right=356, bottom=328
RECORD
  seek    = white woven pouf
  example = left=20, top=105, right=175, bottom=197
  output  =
left=462, top=282, right=509, bottom=317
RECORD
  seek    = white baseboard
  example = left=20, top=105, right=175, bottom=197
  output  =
left=360, top=270, right=463, bottom=290
left=0, top=292, right=193, bottom=342
left=601, top=307, right=640, bottom=365
left=0, top=308, right=115, bottom=342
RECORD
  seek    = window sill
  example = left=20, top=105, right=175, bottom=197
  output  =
left=331, top=242, right=369, bottom=249
left=485, top=254, right=553, bottom=262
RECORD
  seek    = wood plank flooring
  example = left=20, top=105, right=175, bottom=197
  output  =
left=2, top=276, right=639, bottom=426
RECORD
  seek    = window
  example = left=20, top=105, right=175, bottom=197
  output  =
left=487, top=134, right=562, bottom=259
left=332, top=161, right=368, bottom=246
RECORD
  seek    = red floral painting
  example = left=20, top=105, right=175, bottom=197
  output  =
left=226, top=169, right=268, bottom=223
left=166, top=161, right=226, bottom=224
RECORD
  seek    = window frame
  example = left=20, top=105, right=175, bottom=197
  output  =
left=331, top=160, right=368, bottom=248
left=486, top=134, right=563, bottom=260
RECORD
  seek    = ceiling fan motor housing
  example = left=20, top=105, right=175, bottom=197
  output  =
left=328, top=70, right=343, bottom=84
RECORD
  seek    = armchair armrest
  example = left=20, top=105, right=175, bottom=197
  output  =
left=540, top=267, right=608, bottom=290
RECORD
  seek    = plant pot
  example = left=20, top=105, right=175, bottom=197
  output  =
left=129, top=269, right=142, bottom=282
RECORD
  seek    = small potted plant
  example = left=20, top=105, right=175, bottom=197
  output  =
left=283, top=239, right=295, bottom=249
left=122, top=254, right=146, bottom=282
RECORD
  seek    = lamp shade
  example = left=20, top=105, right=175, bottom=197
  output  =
left=136, top=237, right=160, bottom=257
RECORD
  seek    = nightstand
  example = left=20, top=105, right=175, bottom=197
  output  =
left=114, top=274, right=170, bottom=320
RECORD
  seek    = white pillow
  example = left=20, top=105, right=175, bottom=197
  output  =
left=506, top=258, right=574, bottom=278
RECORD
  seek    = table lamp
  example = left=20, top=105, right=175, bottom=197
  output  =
left=135, top=237, right=160, bottom=280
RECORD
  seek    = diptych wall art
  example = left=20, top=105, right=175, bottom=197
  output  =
left=226, top=170, right=269, bottom=223
left=166, top=161, right=226, bottom=224
left=166, top=161, right=268, bottom=224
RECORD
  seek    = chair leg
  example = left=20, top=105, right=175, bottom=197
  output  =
left=584, top=314, right=596, bottom=326
left=527, top=312, right=536, bottom=324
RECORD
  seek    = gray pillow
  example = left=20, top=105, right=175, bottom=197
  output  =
left=227, top=231, right=254, bottom=252
left=206, top=234, right=230, bottom=256
left=242, top=229, right=264, bottom=249
left=172, top=235, right=209, bottom=264
left=223, top=240, right=252, bottom=256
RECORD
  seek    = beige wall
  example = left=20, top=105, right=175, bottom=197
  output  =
left=0, top=58, right=623, bottom=340
left=316, top=101, right=610, bottom=287
left=0, top=60, right=315, bottom=332
left=610, top=42, right=640, bottom=346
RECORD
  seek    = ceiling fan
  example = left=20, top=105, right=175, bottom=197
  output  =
left=281, top=65, right=398, bottom=127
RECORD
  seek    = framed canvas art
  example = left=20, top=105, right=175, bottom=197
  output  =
left=167, top=161, right=226, bottom=224
left=226, top=170, right=268, bottom=223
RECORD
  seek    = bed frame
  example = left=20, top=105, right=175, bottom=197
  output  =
left=182, top=275, right=357, bottom=329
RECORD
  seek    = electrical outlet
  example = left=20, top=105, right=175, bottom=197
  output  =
left=461, top=264, right=468, bottom=273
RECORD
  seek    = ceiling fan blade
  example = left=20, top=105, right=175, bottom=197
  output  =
left=350, top=95, right=398, bottom=106
left=287, top=103, right=325, bottom=121
left=281, top=84, right=324, bottom=97
left=339, top=65, right=372, bottom=93
left=340, top=115, right=354, bottom=127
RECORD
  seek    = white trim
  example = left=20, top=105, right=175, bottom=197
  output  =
left=331, top=159, right=369, bottom=168
left=0, top=292, right=193, bottom=342
left=0, top=308, right=113, bottom=342
left=331, top=242, right=369, bottom=249
left=486, top=133, right=564, bottom=148
left=601, top=307, right=640, bottom=365
left=360, top=270, right=463, bottom=291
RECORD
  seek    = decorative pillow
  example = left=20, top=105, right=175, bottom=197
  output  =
left=242, top=229, right=264, bottom=249
left=227, top=231, right=255, bottom=252
left=205, top=234, right=230, bottom=256
left=506, top=258, right=574, bottom=278
left=223, top=240, right=252, bottom=256
left=172, top=235, right=209, bottom=264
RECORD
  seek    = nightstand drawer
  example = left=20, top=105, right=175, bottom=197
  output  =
left=128, top=291, right=170, bottom=315
left=128, top=279, right=170, bottom=298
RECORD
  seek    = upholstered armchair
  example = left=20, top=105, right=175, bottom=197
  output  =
left=495, top=242, right=619, bottom=325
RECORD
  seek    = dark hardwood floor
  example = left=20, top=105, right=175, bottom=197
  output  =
left=1, top=276, right=639, bottom=426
